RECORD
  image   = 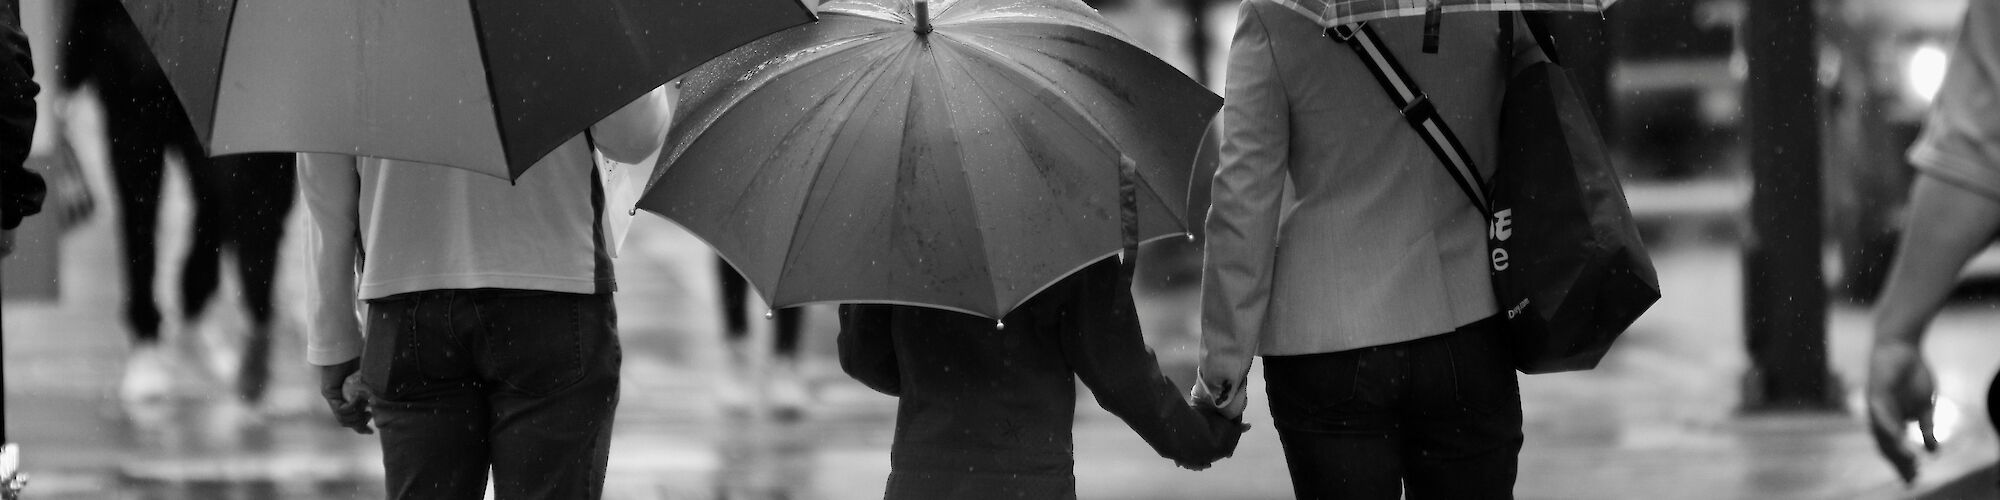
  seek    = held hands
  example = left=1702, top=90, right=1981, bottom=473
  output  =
left=1866, top=341, right=1939, bottom=484
left=1174, top=378, right=1252, bottom=471
left=1190, top=377, right=1249, bottom=420
left=1174, top=403, right=1250, bottom=471
left=318, top=358, right=376, bottom=435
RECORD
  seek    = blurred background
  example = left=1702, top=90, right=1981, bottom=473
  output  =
left=4, top=0, right=1999, bottom=498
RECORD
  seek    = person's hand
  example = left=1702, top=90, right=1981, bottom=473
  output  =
left=1190, top=378, right=1248, bottom=420
left=1175, top=404, right=1250, bottom=471
left=318, top=358, right=374, bottom=434
left=1867, top=341, right=1938, bottom=484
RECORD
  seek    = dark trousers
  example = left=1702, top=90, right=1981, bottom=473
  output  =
left=362, top=289, right=622, bottom=500
left=178, top=153, right=296, bottom=326
left=102, top=87, right=296, bottom=342
left=1263, top=315, right=1523, bottom=500
left=717, top=256, right=801, bottom=355
left=103, top=88, right=201, bottom=342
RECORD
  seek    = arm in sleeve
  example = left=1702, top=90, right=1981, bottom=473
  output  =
left=1196, top=3, right=1291, bottom=416
left=1062, top=260, right=1241, bottom=467
left=299, top=153, right=364, bottom=366
left=588, top=84, right=673, bottom=165
left=1, top=21, right=42, bottom=230
left=837, top=304, right=902, bottom=396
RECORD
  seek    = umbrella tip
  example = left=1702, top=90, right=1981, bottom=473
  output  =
left=914, top=0, right=932, bottom=34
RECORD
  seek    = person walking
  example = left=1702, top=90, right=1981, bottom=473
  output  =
left=60, top=0, right=298, bottom=404
left=1866, top=0, right=2000, bottom=485
left=714, top=259, right=811, bottom=414
left=1191, top=3, right=1541, bottom=498
left=839, top=257, right=1246, bottom=500
left=1, top=4, right=37, bottom=258
left=301, top=87, right=669, bottom=500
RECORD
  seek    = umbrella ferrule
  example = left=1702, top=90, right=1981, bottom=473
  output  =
left=914, top=1, right=932, bottom=34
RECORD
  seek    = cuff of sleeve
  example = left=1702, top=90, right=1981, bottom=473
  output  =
left=1909, top=134, right=2000, bottom=203
left=307, top=343, right=362, bottom=367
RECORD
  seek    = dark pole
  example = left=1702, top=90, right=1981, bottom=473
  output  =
left=1740, top=0, right=1838, bottom=411
left=1182, top=0, right=1210, bottom=87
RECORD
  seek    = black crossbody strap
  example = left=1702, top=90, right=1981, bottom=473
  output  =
left=1329, top=23, right=1492, bottom=217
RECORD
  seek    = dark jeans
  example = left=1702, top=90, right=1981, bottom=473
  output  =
left=1263, top=315, right=1523, bottom=500
left=178, top=153, right=296, bottom=326
left=362, top=289, right=621, bottom=500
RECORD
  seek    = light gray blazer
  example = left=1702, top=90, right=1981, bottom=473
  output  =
left=1198, top=1, right=1532, bottom=399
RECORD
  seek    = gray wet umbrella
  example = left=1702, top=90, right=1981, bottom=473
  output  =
left=118, top=0, right=816, bottom=180
left=639, top=0, right=1221, bottom=320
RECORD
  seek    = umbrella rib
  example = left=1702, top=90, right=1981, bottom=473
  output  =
left=950, top=33, right=1122, bottom=162
left=205, top=0, right=248, bottom=153
left=461, top=1, right=515, bottom=179
left=934, top=50, right=1038, bottom=312
left=945, top=41, right=1163, bottom=314
left=651, top=33, right=883, bottom=195
left=954, top=31, right=1190, bottom=232
left=905, top=43, right=1000, bottom=314
left=956, top=34, right=1186, bottom=228
left=767, top=41, right=918, bottom=306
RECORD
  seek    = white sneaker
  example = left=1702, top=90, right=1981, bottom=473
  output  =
left=713, top=338, right=756, bottom=412
left=767, top=357, right=811, bottom=419
left=120, top=343, right=175, bottom=404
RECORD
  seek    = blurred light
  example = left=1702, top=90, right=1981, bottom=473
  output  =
left=1905, top=396, right=1963, bottom=449
left=1903, top=43, right=1949, bottom=105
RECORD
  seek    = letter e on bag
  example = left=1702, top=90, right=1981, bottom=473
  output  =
left=1490, top=209, right=1513, bottom=271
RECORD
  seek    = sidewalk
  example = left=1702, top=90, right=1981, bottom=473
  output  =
left=7, top=177, right=1998, bottom=498
left=4, top=3, right=1996, bottom=497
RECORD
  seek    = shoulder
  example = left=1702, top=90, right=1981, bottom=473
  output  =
left=1238, top=0, right=1320, bottom=34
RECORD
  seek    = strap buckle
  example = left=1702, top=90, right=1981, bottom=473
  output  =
left=1327, top=23, right=1363, bottom=41
left=1400, top=93, right=1437, bottom=125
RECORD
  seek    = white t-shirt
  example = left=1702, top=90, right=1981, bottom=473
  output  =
left=1909, top=0, right=2000, bottom=200
left=299, top=140, right=608, bottom=365
left=301, top=88, right=671, bottom=366
left=352, top=139, right=611, bottom=299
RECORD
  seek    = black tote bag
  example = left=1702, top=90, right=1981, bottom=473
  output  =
left=1333, top=16, right=1660, bottom=373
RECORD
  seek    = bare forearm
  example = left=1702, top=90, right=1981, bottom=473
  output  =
left=1872, top=175, right=2000, bottom=347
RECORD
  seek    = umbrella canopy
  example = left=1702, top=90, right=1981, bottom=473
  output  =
left=1270, top=0, right=1611, bottom=28
left=119, top=0, right=815, bottom=180
left=638, top=0, right=1220, bottom=319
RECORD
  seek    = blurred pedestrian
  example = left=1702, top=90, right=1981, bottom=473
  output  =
left=301, top=86, right=669, bottom=500
left=1, top=5, right=39, bottom=258
left=60, top=0, right=298, bottom=404
left=1866, top=0, right=2000, bottom=486
left=714, top=259, right=811, bottom=415
left=1192, top=4, right=1541, bottom=498
left=838, top=258, right=1246, bottom=500
left=1, top=6, right=34, bottom=494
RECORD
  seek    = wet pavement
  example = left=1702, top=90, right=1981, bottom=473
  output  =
left=7, top=160, right=2000, bottom=499
left=7, top=1, right=2000, bottom=498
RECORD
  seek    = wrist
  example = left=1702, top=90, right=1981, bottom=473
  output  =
left=1870, top=329, right=1925, bottom=350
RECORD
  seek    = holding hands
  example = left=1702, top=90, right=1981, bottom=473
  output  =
left=1173, top=402, right=1250, bottom=471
